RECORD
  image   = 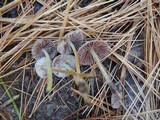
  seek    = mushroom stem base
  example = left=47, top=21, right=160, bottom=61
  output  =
left=89, top=48, right=119, bottom=95
left=68, top=40, right=89, bottom=93
left=89, top=49, right=136, bottom=119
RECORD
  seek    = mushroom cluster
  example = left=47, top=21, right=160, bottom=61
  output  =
left=32, top=30, right=85, bottom=92
left=57, top=29, right=83, bottom=54
left=32, top=29, right=119, bottom=102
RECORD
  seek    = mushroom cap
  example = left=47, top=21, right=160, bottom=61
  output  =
left=67, top=29, right=83, bottom=50
left=78, top=40, right=110, bottom=65
left=57, top=41, right=72, bottom=54
left=32, top=39, right=57, bottom=60
left=35, top=57, right=50, bottom=78
left=57, top=30, right=84, bottom=54
left=52, top=54, right=76, bottom=78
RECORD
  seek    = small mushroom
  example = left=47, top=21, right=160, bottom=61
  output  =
left=52, top=54, right=89, bottom=93
left=58, top=30, right=89, bottom=94
left=78, top=40, right=118, bottom=94
left=35, top=57, right=49, bottom=78
left=52, top=54, right=76, bottom=78
left=57, top=29, right=83, bottom=54
left=57, top=40, right=72, bottom=55
left=32, top=39, right=57, bottom=60
left=78, top=40, right=110, bottom=65
left=67, top=29, right=83, bottom=49
left=32, top=39, right=56, bottom=92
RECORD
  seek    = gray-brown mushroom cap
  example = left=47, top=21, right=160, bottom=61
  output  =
left=35, top=57, right=48, bottom=78
left=52, top=54, right=76, bottom=78
left=67, top=29, right=83, bottom=50
left=78, top=40, right=110, bottom=65
left=32, top=39, right=57, bottom=60
left=57, top=30, right=84, bottom=54
left=57, top=40, right=72, bottom=54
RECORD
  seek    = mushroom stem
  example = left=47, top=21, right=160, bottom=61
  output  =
left=42, top=49, right=53, bottom=92
left=52, top=68, right=94, bottom=77
left=90, top=48, right=110, bottom=82
left=62, top=61, right=74, bottom=71
left=67, top=40, right=80, bottom=73
left=68, top=40, right=89, bottom=93
left=64, top=63, right=73, bottom=70
left=90, top=49, right=138, bottom=119
left=89, top=48, right=118, bottom=95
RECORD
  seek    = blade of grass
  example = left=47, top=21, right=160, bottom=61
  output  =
left=0, top=78, right=21, bottom=120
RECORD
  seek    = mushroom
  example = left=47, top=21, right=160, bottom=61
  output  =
left=78, top=40, right=118, bottom=95
left=67, top=29, right=83, bottom=49
left=32, top=39, right=56, bottom=92
left=35, top=57, right=49, bottom=78
left=57, top=30, right=89, bottom=93
left=32, top=39, right=57, bottom=60
left=57, top=40, right=72, bottom=55
left=34, top=56, right=53, bottom=91
left=52, top=54, right=76, bottom=78
left=57, top=29, right=83, bottom=54
left=78, top=40, right=110, bottom=65
left=52, top=54, right=89, bottom=93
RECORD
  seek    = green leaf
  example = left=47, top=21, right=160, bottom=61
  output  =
left=0, top=78, right=22, bottom=119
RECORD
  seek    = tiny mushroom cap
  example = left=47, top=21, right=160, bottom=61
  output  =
left=67, top=29, right=83, bottom=50
left=57, top=29, right=83, bottom=54
left=57, top=40, right=72, bottom=54
left=32, top=39, right=57, bottom=60
left=78, top=40, right=110, bottom=65
left=52, top=54, right=76, bottom=78
left=35, top=57, right=50, bottom=78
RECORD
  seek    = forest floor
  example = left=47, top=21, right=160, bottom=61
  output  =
left=0, top=0, right=160, bottom=120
